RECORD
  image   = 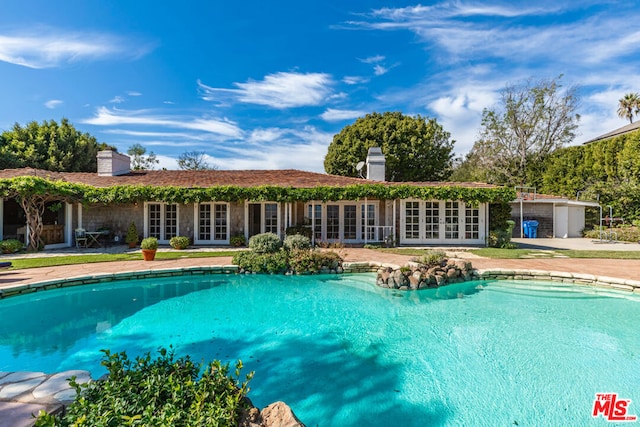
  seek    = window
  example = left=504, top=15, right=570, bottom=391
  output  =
left=197, top=203, right=228, bottom=242
left=344, top=205, right=357, bottom=240
left=327, top=205, right=340, bottom=240
left=147, top=203, right=178, bottom=241
left=445, top=201, right=459, bottom=239
left=404, top=201, right=420, bottom=239
left=214, top=204, right=227, bottom=240
left=148, top=204, right=161, bottom=239
left=165, top=204, right=177, bottom=239
left=465, top=205, right=479, bottom=239
left=199, top=204, right=211, bottom=241
left=362, top=204, right=376, bottom=240
left=425, top=202, right=439, bottom=240
left=265, top=203, right=278, bottom=234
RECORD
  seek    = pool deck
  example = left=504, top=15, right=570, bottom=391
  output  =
left=0, top=237, right=638, bottom=426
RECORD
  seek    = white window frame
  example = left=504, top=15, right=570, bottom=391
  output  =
left=399, top=199, right=485, bottom=245
left=305, top=201, right=378, bottom=243
left=193, top=202, right=229, bottom=245
left=144, top=202, right=180, bottom=244
left=244, top=202, right=281, bottom=239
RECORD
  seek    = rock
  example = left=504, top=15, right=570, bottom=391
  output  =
left=409, top=271, right=422, bottom=287
left=261, top=401, right=305, bottom=427
left=446, top=268, right=458, bottom=278
left=239, top=406, right=262, bottom=427
left=435, top=275, right=446, bottom=286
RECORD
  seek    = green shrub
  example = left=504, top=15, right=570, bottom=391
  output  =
left=169, top=236, right=190, bottom=249
left=285, top=224, right=312, bottom=238
left=0, top=239, right=23, bottom=254
left=126, top=222, right=139, bottom=245
left=232, top=249, right=289, bottom=273
left=415, top=250, right=447, bottom=268
left=248, top=232, right=282, bottom=253
left=288, top=249, right=342, bottom=274
left=140, top=237, right=158, bottom=250
left=283, top=234, right=311, bottom=251
left=584, top=226, right=640, bottom=243
left=34, top=348, right=253, bottom=427
left=488, top=219, right=516, bottom=248
left=230, top=234, right=246, bottom=247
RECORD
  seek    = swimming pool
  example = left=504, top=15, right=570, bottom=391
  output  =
left=0, top=274, right=638, bottom=426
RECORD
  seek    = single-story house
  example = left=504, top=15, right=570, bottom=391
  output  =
left=0, top=148, right=511, bottom=249
left=510, top=191, right=600, bottom=238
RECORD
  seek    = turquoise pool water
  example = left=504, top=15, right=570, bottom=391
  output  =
left=0, top=274, right=638, bottom=426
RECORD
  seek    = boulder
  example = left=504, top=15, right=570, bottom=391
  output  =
left=262, top=401, right=305, bottom=427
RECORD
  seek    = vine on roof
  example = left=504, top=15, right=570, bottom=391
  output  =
left=0, top=176, right=516, bottom=205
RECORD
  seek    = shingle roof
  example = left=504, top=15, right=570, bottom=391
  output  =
left=583, top=120, right=640, bottom=144
left=0, top=168, right=499, bottom=189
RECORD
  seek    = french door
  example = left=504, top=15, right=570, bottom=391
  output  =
left=400, top=200, right=484, bottom=244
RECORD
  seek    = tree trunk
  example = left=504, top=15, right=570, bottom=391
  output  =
left=19, top=196, right=46, bottom=251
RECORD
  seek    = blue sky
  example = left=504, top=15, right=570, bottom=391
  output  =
left=1, top=1, right=639, bottom=172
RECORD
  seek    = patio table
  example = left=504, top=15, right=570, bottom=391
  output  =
left=86, top=231, right=107, bottom=248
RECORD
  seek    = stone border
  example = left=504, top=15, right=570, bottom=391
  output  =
left=1, top=262, right=639, bottom=299
left=478, top=268, right=640, bottom=293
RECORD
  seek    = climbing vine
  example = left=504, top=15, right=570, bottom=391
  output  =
left=0, top=176, right=516, bottom=251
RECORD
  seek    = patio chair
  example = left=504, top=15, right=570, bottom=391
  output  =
left=0, top=261, right=11, bottom=270
left=75, top=228, right=88, bottom=248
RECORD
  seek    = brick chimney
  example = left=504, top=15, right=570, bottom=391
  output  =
left=97, top=150, right=131, bottom=176
left=366, top=147, right=386, bottom=181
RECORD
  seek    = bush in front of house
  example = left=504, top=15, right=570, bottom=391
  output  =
left=248, top=232, right=282, bottom=253
left=34, top=348, right=253, bottom=427
left=169, top=236, right=190, bottom=249
left=283, top=234, right=311, bottom=251
left=232, top=249, right=289, bottom=274
left=234, top=232, right=343, bottom=274
left=230, top=234, right=246, bottom=247
left=0, top=239, right=23, bottom=254
left=288, top=249, right=342, bottom=274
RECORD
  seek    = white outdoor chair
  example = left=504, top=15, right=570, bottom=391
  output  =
left=75, top=228, right=88, bottom=248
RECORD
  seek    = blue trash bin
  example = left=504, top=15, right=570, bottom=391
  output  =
left=522, top=221, right=530, bottom=238
left=529, top=220, right=539, bottom=238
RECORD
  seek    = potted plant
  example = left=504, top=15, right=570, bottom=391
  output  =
left=126, top=222, right=139, bottom=248
left=169, top=236, right=190, bottom=250
left=140, top=237, right=158, bottom=261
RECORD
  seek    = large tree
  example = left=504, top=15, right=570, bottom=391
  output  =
left=324, top=112, right=454, bottom=181
left=0, top=118, right=112, bottom=172
left=617, top=92, right=640, bottom=124
left=127, top=144, right=159, bottom=170
left=177, top=150, right=215, bottom=170
left=461, top=76, right=580, bottom=186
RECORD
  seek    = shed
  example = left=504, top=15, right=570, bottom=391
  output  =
left=510, top=192, right=600, bottom=238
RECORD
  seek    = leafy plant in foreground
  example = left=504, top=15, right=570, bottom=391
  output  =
left=34, top=348, right=253, bottom=427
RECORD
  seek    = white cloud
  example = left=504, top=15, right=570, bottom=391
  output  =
left=0, top=28, right=151, bottom=68
left=360, top=55, right=385, bottom=64
left=198, top=71, right=334, bottom=109
left=82, top=107, right=243, bottom=138
left=127, top=91, right=142, bottom=96
left=109, top=96, right=125, bottom=103
left=343, top=76, right=370, bottom=85
left=44, top=99, right=63, bottom=109
left=373, top=64, right=389, bottom=76
left=320, top=108, right=366, bottom=122
left=210, top=126, right=332, bottom=172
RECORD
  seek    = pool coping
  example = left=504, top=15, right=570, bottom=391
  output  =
left=1, top=261, right=639, bottom=299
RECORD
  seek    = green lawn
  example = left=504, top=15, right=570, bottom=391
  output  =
left=5, top=250, right=239, bottom=270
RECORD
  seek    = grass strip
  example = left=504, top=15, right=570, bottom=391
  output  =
left=6, top=250, right=240, bottom=269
